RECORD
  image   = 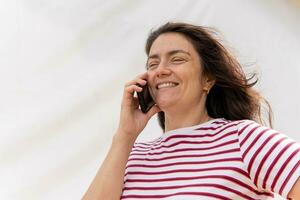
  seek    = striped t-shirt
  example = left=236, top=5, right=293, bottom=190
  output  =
left=121, top=118, right=300, bottom=199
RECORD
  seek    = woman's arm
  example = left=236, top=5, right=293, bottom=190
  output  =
left=82, top=73, right=160, bottom=200
left=82, top=132, right=136, bottom=200
left=288, top=177, right=300, bottom=200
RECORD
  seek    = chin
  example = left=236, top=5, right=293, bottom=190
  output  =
left=155, top=97, right=178, bottom=110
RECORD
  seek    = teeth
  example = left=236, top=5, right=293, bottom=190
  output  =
left=157, top=82, right=177, bottom=89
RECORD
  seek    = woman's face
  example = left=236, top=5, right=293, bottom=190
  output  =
left=147, top=32, right=209, bottom=111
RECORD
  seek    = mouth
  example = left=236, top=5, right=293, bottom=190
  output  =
left=156, top=82, right=179, bottom=89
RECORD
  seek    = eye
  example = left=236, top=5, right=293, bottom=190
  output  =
left=171, top=57, right=185, bottom=63
left=147, top=63, right=158, bottom=70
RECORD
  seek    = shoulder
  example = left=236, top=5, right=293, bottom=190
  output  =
left=232, top=119, right=271, bottom=135
left=214, top=118, right=261, bottom=132
left=219, top=119, right=279, bottom=141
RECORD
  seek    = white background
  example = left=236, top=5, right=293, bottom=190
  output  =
left=0, top=0, right=299, bottom=199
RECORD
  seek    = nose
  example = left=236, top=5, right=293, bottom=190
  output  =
left=155, top=62, right=171, bottom=78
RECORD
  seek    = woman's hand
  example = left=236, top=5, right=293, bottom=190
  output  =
left=116, top=72, right=161, bottom=140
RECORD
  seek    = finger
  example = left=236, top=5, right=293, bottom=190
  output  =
left=121, top=85, right=142, bottom=107
left=125, top=73, right=148, bottom=86
left=138, top=72, right=148, bottom=80
left=124, top=84, right=142, bottom=97
left=125, top=79, right=147, bottom=87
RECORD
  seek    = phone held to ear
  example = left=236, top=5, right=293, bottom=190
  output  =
left=137, top=83, right=155, bottom=113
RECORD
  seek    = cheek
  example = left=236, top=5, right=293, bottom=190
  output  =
left=180, top=66, right=201, bottom=83
left=146, top=71, right=156, bottom=91
left=147, top=73, right=157, bottom=101
left=185, top=68, right=203, bottom=90
left=146, top=71, right=154, bottom=83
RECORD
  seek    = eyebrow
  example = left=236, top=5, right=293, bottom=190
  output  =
left=147, top=49, right=191, bottom=63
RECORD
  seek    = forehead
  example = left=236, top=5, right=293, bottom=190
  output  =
left=149, top=32, right=196, bottom=57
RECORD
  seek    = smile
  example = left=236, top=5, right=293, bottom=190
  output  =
left=156, top=82, right=179, bottom=89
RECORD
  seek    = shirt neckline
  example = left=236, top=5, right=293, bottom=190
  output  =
left=158, top=118, right=226, bottom=140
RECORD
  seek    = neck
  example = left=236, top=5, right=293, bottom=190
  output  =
left=164, top=100, right=212, bottom=132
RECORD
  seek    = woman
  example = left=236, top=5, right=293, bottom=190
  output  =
left=83, top=22, right=300, bottom=199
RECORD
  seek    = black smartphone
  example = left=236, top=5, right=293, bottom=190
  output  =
left=137, top=83, right=155, bottom=113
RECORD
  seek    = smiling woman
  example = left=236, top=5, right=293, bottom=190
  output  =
left=82, top=22, right=300, bottom=200
left=146, top=32, right=214, bottom=132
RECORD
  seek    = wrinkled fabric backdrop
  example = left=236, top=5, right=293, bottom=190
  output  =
left=1, top=0, right=300, bottom=199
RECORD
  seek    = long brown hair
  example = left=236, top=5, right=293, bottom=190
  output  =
left=145, top=22, right=273, bottom=131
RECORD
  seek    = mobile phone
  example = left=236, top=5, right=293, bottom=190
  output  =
left=137, top=83, right=155, bottom=113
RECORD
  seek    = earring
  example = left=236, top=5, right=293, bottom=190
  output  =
left=203, top=88, right=210, bottom=95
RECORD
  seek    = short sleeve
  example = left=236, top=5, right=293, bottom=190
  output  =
left=237, top=120, right=300, bottom=198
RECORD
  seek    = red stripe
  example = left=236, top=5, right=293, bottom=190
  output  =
left=279, top=159, right=300, bottom=195
left=240, top=125, right=260, bottom=147
left=131, top=130, right=237, bottom=155
left=193, top=120, right=232, bottom=130
left=193, top=124, right=228, bottom=131
left=242, top=128, right=269, bottom=159
left=238, top=121, right=255, bottom=136
left=164, top=122, right=238, bottom=143
left=126, top=157, right=242, bottom=169
left=125, top=174, right=272, bottom=196
left=212, top=121, right=228, bottom=125
left=132, top=120, right=238, bottom=149
left=133, top=138, right=163, bottom=149
left=121, top=191, right=232, bottom=200
left=271, top=148, right=300, bottom=190
left=132, top=128, right=237, bottom=152
left=254, top=137, right=286, bottom=185
left=129, top=148, right=240, bottom=162
left=133, top=119, right=229, bottom=148
left=247, top=132, right=279, bottom=173
left=123, top=183, right=254, bottom=200
left=125, top=166, right=250, bottom=179
left=130, top=139, right=238, bottom=156
left=133, top=141, right=160, bottom=149
left=263, top=141, right=295, bottom=188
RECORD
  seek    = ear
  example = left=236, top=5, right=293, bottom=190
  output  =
left=203, top=74, right=216, bottom=92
